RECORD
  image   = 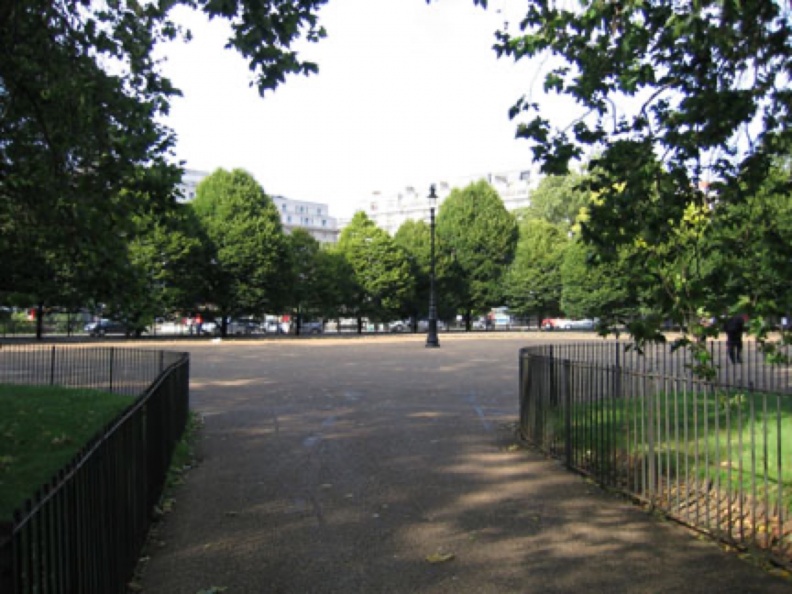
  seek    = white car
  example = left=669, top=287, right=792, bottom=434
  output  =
left=417, top=319, right=447, bottom=332
left=559, top=319, right=597, bottom=331
left=389, top=320, right=411, bottom=332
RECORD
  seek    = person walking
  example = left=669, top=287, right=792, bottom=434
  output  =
left=724, top=313, right=745, bottom=364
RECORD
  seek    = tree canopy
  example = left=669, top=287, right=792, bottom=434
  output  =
left=337, top=212, right=414, bottom=328
left=519, top=172, right=588, bottom=229
left=0, top=0, right=327, bottom=323
left=505, top=218, right=568, bottom=321
left=436, top=180, right=518, bottom=328
left=496, top=0, right=792, bottom=355
left=393, top=219, right=432, bottom=328
left=191, top=168, right=289, bottom=332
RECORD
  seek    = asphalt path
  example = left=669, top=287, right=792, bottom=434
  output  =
left=137, top=333, right=791, bottom=593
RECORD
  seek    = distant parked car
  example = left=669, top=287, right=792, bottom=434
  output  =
left=261, top=319, right=283, bottom=334
left=540, top=318, right=565, bottom=331
left=417, top=319, right=447, bottom=332
left=389, top=320, right=411, bottom=333
left=542, top=318, right=596, bottom=331
left=226, top=318, right=259, bottom=335
left=491, top=313, right=512, bottom=328
left=84, top=319, right=135, bottom=337
left=299, top=320, right=324, bottom=335
left=559, top=319, right=597, bottom=330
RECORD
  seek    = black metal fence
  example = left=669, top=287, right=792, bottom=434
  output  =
left=519, top=339, right=792, bottom=567
left=0, top=345, right=190, bottom=593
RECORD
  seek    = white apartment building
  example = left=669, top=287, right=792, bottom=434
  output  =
left=177, top=169, right=340, bottom=244
left=361, top=168, right=541, bottom=236
left=177, top=168, right=209, bottom=202
left=271, top=195, right=339, bottom=244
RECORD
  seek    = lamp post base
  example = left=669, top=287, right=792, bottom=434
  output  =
left=425, top=318, right=440, bottom=348
left=425, top=336, right=440, bottom=348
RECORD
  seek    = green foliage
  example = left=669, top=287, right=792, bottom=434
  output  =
left=0, top=385, right=134, bottom=521
left=393, top=219, right=432, bottom=323
left=101, top=166, right=213, bottom=332
left=337, top=212, right=414, bottom=322
left=314, top=247, right=357, bottom=322
left=191, top=169, right=289, bottom=328
left=436, top=180, right=518, bottom=326
left=285, top=229, right=344, bottom=332
left=522, top=172, right=589, bottom=228
left=0, top=1, right=182, bottom=320
left=560, top=237, right=652, bottom=329
left=499, top=0, right=792, bottom=184
left=496, top=0, right=792, bottom=373
left=566, top=388, right=792, bottom=507
left=0, top=0, right=327, bottom=330
left=505, top=218, right=568, bottom=320
left=200, top=0, right=328, bottom=94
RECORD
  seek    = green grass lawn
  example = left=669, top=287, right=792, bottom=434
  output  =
left=0, top=384, right=134, bottom=522
left=565, top=388, right=792, bottom=504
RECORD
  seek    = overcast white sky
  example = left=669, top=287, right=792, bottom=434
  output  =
left=158, top=0, right=568, bottom=218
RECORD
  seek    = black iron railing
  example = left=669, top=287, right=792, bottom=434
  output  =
left=0, top=345, right=190, bottom=593
left=519, top=340, right=792, bottom=568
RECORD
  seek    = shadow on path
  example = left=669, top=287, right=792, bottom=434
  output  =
left=139, top=336, right=791, bottom=593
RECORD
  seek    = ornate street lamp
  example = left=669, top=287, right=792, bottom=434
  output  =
left=426, top=184, right=440, bottom=348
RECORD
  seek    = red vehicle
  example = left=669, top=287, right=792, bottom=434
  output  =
left=541, top=318, right=565, bottom=330
left=541, top=318, right=597, bottom=331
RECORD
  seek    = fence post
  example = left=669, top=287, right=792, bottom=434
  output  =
left=109, top=347, right=115, bottom=393
left=0, top=522, right=13, bottom=594
left=564, top=359, right=572, bottom=469
left=544, top=345, right=556, bottom=448
left=50, top=345, right=57, bottom=386
left=647, top=377, right=657, bottom=502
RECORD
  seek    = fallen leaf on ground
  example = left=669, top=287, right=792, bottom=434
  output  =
left=425, top=552, right=456, bottom=564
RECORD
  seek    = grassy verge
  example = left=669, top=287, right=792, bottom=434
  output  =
left=564, top=389, right=792, bottom=503
left=163, top=411, right=203, bottom=495
left=0, top=384, right=135, bottom=522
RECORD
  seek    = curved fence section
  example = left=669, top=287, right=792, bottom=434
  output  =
left=0, top=345, right=190, bottom=594
left=519, top=340, right=792, bottom=568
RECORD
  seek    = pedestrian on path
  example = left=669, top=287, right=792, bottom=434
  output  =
left=724, top=313, right=745, bottom=364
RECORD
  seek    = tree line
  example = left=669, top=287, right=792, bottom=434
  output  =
left=2, top=0, right=791, bottom=358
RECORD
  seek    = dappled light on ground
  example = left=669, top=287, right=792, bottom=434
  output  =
left=139, top=336, right=791, bottom=593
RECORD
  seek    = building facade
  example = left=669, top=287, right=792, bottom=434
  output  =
left=271, top=195, right=339, bottom=244
left=360, top=168, right=540, bottom=236
left=177, top=168, right=210, bottom=203
left=177, top=169, right=340, bottom=244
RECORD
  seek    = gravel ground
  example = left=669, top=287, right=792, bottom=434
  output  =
left=136, top=333, right=792, bottom=593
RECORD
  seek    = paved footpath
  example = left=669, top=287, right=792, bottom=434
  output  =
left=138, top=334, right=792, bottom=593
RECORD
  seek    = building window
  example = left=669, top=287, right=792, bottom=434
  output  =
left=287, top=215, right=292, bottom=223
left=322, top=219, right=326, bottom=227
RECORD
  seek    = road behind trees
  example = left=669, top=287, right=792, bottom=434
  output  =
left=138, top=334, right=790, bottom=593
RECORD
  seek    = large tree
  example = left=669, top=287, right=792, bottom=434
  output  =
left=122, top=199, right=213, bottom=328
left=336, top=212, right=414, bottom=332
left=436, top=180, right=518, bottom=330
left=314, top=247, right=358, bottom=325
left=285, top=228, right=331, bottom=334
left=505, top=218, right=568, bottom=324
left=191, top=168, right=289, bottom=334
left=559, top=238, right=639, bottom=327
left=0, top=0, right=327, bottom=334
left=521, top=172, right=589, bottom=229
left=496, top=0, right=792, bottom=346
left=393, top=219, right=432, bottom=330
